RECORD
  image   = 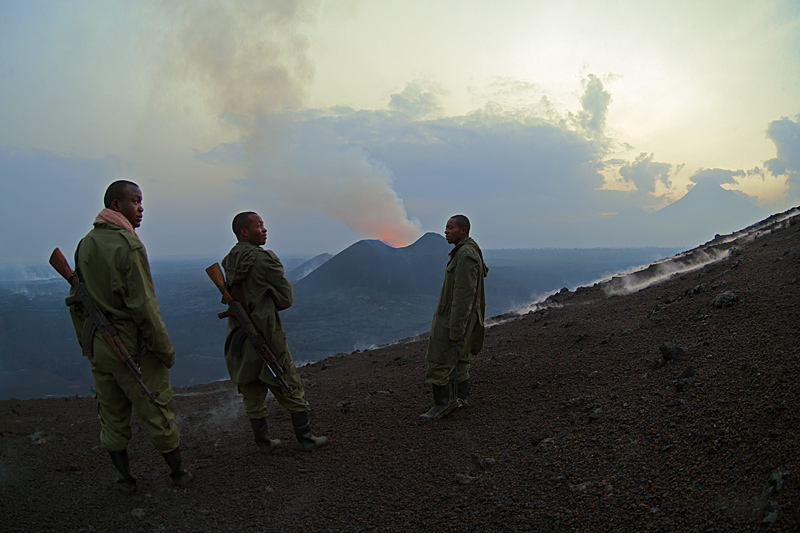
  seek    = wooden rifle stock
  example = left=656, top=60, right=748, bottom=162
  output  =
left=49, top=248, right=76, bottom=286
left=205, top=263, right=237, bottom=319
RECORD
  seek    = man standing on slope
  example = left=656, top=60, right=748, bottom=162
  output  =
left=68, top=180, right=190, bottom=493
left=221, top=211, right=328, bottom=453
left=420, top=214, right=489, bottom=419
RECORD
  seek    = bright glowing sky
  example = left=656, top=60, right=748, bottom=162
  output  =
left=1, top=0, right=799, bottom=267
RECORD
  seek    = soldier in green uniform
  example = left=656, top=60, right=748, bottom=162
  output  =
left=69, top=180, right=190, bottom=493
left=221, top=211, right=327, bottom=453
left=420, top=214, right=488, bottom=419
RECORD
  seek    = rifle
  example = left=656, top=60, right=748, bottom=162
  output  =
left=205, top=263, right=294, bottom=393
left=49, top=248, right=160, bottom=404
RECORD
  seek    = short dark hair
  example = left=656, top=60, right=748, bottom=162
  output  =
left=104, top=180, right=139, bottom=208
left=450, top=214, right=470, bottom=232
left=232, top=211, right=258, bottom=238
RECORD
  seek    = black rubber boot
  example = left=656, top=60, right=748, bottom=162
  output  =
left=456, top=379, right=470, bottom=407
left=250, top=417, right=281, bottom=454
left=108, top=449, right=136, bottom=495
left=291, top=412, right=328, bottom=452
left=419, top=384, right=451, bottom=419
left=161, top=448, right=192, bottom=488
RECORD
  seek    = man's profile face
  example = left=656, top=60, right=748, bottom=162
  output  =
left=112, top=185, right=144, bottom=228
left=242, top=214, right=267, bottom=246
left=444, top=217, right=468, bottom=245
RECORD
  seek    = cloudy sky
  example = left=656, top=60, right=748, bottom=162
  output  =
left=1, top=0, right=799, bottom=267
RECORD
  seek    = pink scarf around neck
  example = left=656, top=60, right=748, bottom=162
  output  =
left=94, top=208, right=138, bottom=237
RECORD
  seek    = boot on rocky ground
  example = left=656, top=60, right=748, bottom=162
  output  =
left=419, top=384, right=451, bottom=420
left=161, top=448, right=192, bottom=488
left=108, top=449, right=136, bottom=495
left=291, top=412, right=328, bottom=452
left=456, top=379, right=470, bottom=407
left=250, top=417, right=281, bottom=454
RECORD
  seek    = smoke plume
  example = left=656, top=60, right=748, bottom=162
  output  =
left=166, top=1, right=420, bottom=247
left=243, top=114, right=421, bottom=247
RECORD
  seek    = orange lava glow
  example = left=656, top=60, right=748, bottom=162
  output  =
left=376, top=232, right=413, bottom=248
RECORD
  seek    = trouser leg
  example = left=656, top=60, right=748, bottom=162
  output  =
left=239, top=358, right=311, bottom=417
left=91, top=368, right=133, bottom=452
left=238, top=381, right=270, bottom=419
left=424, top=357, right=471, bottom=387
left=127, top=353, right=181, bottom=453
left=262, top=356, right=311, bottom=414
left=239, top=355, right=324, bottom=451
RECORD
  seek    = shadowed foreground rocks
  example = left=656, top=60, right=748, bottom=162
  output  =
left=2, top=208, right=799, bottom=532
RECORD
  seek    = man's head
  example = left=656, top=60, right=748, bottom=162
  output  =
left=444, top=214, right=470, bottom=245
left=232, top=211, right=267, bottom=246
left=104, top=180, right=143, bottom=228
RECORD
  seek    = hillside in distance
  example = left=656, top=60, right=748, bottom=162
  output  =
left=286, top=253, right=333, bottom=283
left=282, top=233, right=679, bottom=362
left=1, top=234, right=681, bottom=400
left=2, top=207, right=798, bottom=531
left=587, top=180, right=767, bottom=247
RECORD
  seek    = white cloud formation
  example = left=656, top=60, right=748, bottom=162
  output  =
left=0, top=1, right=798, bottom=267
left=618, top=153, right=673, bottom=195
left=573, top=74, right=613, bottom=138
left=388, top=81, right=444, bottom=119
left=765, top=115, right=800, bottom=199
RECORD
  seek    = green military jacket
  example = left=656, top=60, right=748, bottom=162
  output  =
left=221, top=242, right=294, bottom=385
left=426, top=237, right=489, bottom=363
left=69, top=223, right=175, bottom=368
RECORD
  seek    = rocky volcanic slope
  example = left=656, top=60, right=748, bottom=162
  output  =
left=2, top=208, right=799, bottom=532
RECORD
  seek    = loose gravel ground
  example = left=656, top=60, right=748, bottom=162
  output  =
left=2, top=209, right=799, bottom=532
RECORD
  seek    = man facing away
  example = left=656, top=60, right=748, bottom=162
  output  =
left=420, top=214, right=489, bottom=419
left=221, top=212, right=327, bottom=453
left=68, top=180, right=190, bottom=493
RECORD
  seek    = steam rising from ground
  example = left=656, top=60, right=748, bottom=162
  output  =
left=603, top=250, right=730, bottom=296
left=173, top=384, right=250, bottom=431
left=599, top=206, right=798, bottom=297
left=503, top=206, right=800, bottom=318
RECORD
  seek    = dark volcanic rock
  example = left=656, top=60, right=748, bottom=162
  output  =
left=1, top=207, right=799, bottom=531
left=711, top=290, right=739, bottom=308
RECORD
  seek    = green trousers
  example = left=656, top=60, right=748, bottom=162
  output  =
left=425, top=349, right=471, bottom=387
left=238, top=358, right=310, bottom=419
left=89, top=345, right=181, bottom=453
